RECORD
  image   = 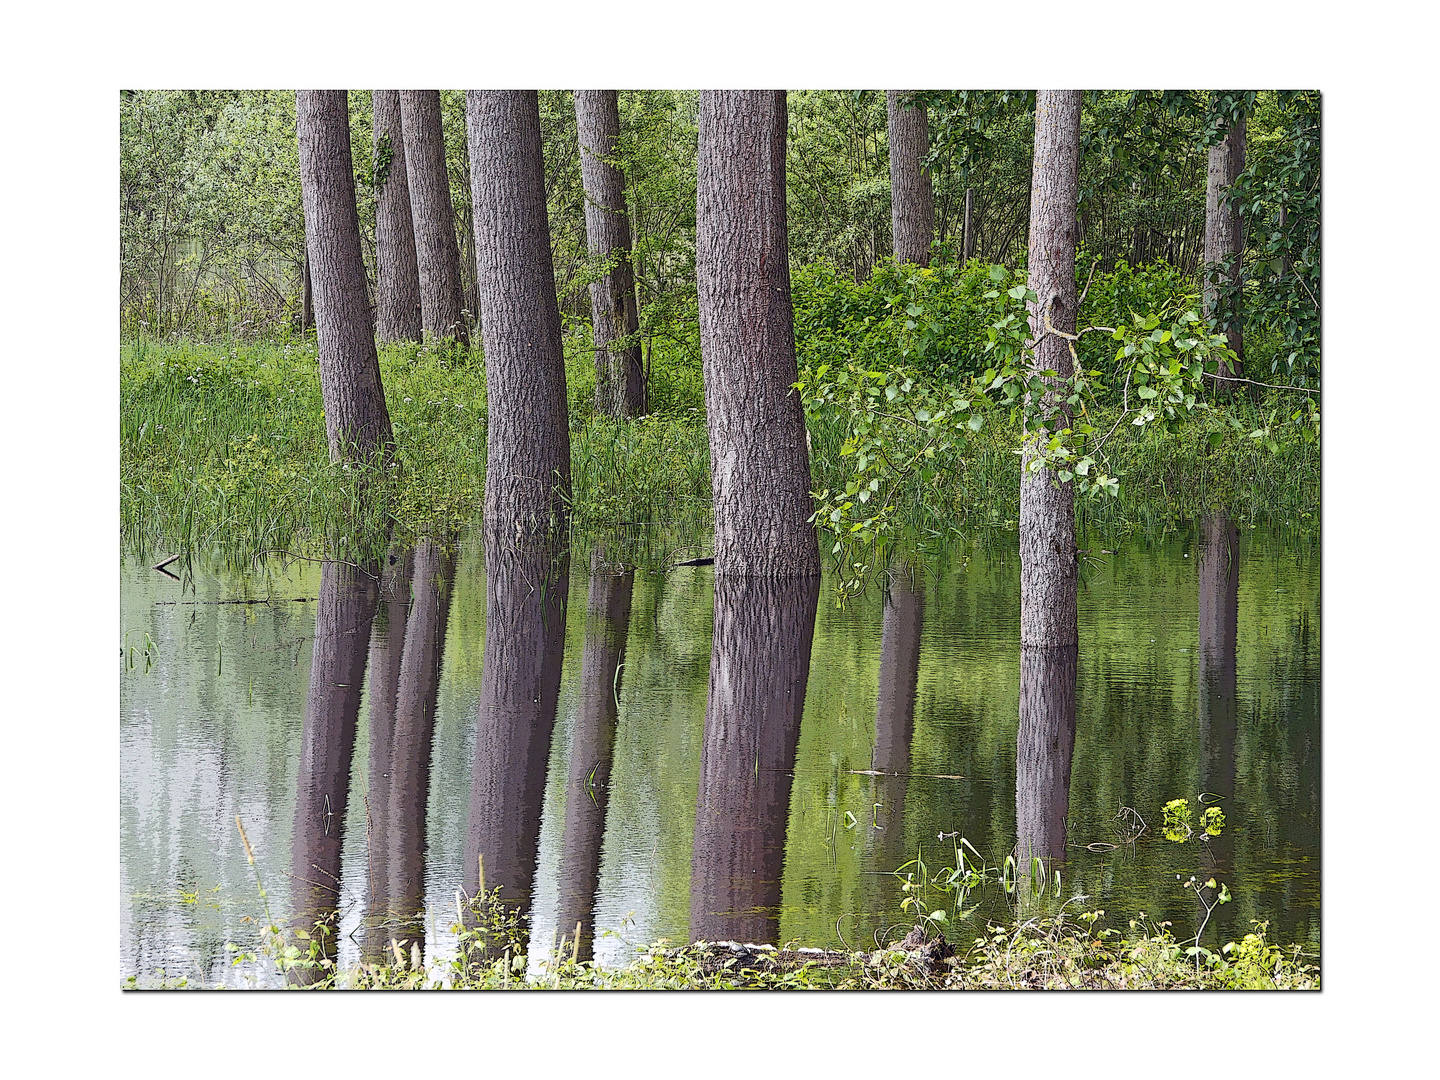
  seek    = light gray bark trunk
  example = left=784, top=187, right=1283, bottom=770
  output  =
left=575, top=90, right=646, bottom=419
left=1204, top=115, right=1247, bottom=391
left=697, top=90, right=819, bottom=578
left=466, top=90, right=572, bottom=537
left=1019, top=90, right=1081, bottom=650
left=690, top=575, right=819, bottom=944
left=887, top=90, right=935, bottom=267
left=373, top=90, right=423, bottom=344
left=296, top=91, right=393, bottom=465
left=399, top=90, right=469, bottom=346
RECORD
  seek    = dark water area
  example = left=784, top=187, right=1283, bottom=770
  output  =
left=119, top=522, right=1319, bottom=987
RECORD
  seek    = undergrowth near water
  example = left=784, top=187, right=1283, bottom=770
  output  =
left=121, top=338, right=1317, bottom=571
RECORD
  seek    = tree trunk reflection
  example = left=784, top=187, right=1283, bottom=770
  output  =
left=553, top=546, right=634, bottom=963
left=463, top=533, right=569, bottom=951
left=289, top=559, right=377, bottom=984
left=1198, top=512, right=1239, bottom=889
left=869, top=563, right=923, bottom=875
left=1014, top=645, right=1077, bottom=871
left=690, top=575, right=820, bottom=944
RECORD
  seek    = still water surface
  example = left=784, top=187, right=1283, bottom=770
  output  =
left=120, top=523, right=1318, bottom=987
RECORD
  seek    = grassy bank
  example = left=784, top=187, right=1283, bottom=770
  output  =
left=120, top=337, right=1318, bottom=569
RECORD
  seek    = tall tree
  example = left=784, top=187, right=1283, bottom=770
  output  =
left=466, top=90, right=572, bottom=535
left=697, top=90, right=818, bottom=578
left=372, top=91, right=423, bottom=344
left=295, top=91, right=393, bottom=465
left=575, top=90, right=646, bottom=419
left=1204, top=99, right=1247, bottom=394
left=1019, top=89, right=1081, bottom=654
left=400, top=90, right=469, bottom=346
left=887, top=90, right=935, bottom=267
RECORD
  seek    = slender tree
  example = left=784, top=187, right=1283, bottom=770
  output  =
left=887, top=90, right=935, bottom=267
left=697, top=90, right=818, bottom=578
left=295, top=91, right=393, bottom=465
left=372, top=91, right=422, bottom=344
left=576, top=90, right=646, bottom=418
left=400, top=90, right=469, bottom=346
left=466, top=90, right=572, bottom=535
left=1204, top=105, right=1247, bottom=394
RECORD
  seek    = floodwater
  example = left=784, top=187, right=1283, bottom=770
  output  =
left=119, top=521, right=1319, bottom=987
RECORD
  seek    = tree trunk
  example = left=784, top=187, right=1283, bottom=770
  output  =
left=296, top=91, right=393, bottom=466
left=553, top=544, right=634, bottom=963
left=462, top=533, right=569, bottom=953
left=465, top=90, right=572, bottom=536
left=1204, top=114, right=1247, bottom=393
left=372, top=90, right=423, bottom=344
left=288, top=558, right=377, bottom=984
left=1019, top=90, right=1081, bottom=651
left=690, top=575, right=820, bottom=944
left=963, top=187, right=974, bottom=262
left=301, top=253, right=313, bottom=331
left=886, top=90, right=935, bottom=267
left=697, top=90, right=819, bottom=578
left=575, top=90, right=646, bottom=419
left=399, top=90, right=469, bottom=346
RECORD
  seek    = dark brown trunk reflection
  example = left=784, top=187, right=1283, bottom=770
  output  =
left=1198, top=512, right=1239, bottom=884
left=1014, top=645, right=1077, bottom=868
left=870, top=564, right=924, bottom=871
left=289, top=559, right=377, bottom=984
left=690, top=575, right=820, bottom=944
left=463, top=532, right=569, bottom=945
left=553, top=546, right=634, bottom=962
left=360, top=549, right=414, bottom=965
left=381, top=539, right=456, bottom=959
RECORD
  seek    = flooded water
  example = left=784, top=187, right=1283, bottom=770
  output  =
left=119, top=521, right=1319, bottom=987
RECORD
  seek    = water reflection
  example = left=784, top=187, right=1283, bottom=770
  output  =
left=554, top=546, right=634, bottom=961
left=868, top=563, right=924, bottom=871
left=1014, top=645, right=1077, bottom=868
left=463, top=532, right=569, bottom=943
left=289, top=559, right=377, bottom=983
left=1198, top=512, right=1239, bottom=886
left=690, top=574, right=820, bottom=944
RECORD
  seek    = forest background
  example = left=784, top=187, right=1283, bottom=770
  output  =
left=3, top=0, right=1432, bottom=1074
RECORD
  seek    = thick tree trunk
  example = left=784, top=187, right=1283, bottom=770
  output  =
left=399, top=90, right=469, bottom=346
left=296, top=91, right=393, bottom=465
left=886, top=90, right=935, bottom=267
left=383, top=537, right=456, bottom=957
left=466, top=90, right=572, bottom=536
left=553, top=545, right=634, bottom=963
left=361, top=547, right=414, bottom=964
left=690, top=575, right=819, bottom=944
left=697, top=91, right=819, bottom=578
left=288, top=559, right=377, bottom=984
left=372, top=90, right=423, bottom=344
left=1204, top=115, right=1247, bottom=393
left=462, top=533, right=569, bottom=952
left=1014, top=645, right=1077, bottom=866
left=575, top=90, right=646, bottom=419
left=1019, top=90, right=1081, bottom=651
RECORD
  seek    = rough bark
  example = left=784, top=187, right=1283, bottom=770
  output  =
left=1204, top=115, right=1247, bottom=392
left=575, top=90, right=646, bottom=419
left=690, top=575, right=820, bottom=944
left=1019, top=90, right=1081, bottom=651
left=466, top=90, right=572, bottom=536
left=963, top=187, right=975, bottom=262
left=288, top=559, right=377, bottom=984
left=360, top=548, right=414, bottom=964
left=870, top=563, right=924, bottom=870
left=697, top=91, right=819, bottom=578
left=1198, top=512, right=1239, bottom=881
left=462, top=532, right=569, bottom=944
left=383, top=537, right=456, bottom=956
left=296, top=91, right=393, bottom=465
left=1014, top=645, right=1077, bottom=866
left=372, top=90, right=423, bottom=344
left=887, top=91, right=935, bottom=267
left=554, top=545, right=634, bottom=962
left=399, top=90, right=469, bottom=346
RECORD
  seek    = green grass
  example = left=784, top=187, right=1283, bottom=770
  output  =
left=121, top=336, right=1317, bottom=570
